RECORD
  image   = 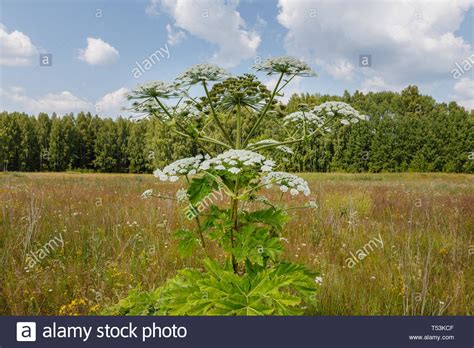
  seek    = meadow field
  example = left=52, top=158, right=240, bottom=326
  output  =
left=0, top=172, right=472, bottom=316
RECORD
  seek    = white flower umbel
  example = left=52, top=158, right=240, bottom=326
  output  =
left=170, top=102, right=202, bottom=120
left=128, top=81, right=182, bottom=100
left=175, top=188, right=189, bottom=202
left=141, top=189, right=153, bottom=199
left=175, top=63, right=230, bottom=86
left=154, top=154, right=205, bottom=182
left=312, top=101, right=369, bottom=125
left=283, top=111, right=324, bottom=129
left=253, top=56, right=316, bottom=77
left=261, top=172, right=311, bottom=196
left=200, top=149, right=275, bottom=175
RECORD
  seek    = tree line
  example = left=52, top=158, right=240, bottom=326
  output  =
left=1, top=86, right=473, bottom=173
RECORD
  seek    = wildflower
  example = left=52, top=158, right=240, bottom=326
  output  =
left=283, top=111, right=324, bottom=129
left=127, top=81, right=182, bottom=100
left=175, top=188, right=188, bottom=202
left=228, top=167, right=241, bottom=174
left=315, top=276, right=323, bottom=285
left=262, top=172, right=311, bottom=196
left=200, top=149, right=275, bottom=175
left=253, top=56, right=316, bottom=77
left=170, top=102, right=202, bottom=119
left=175, top=63, right=229, bottom=86
left=141, top=189, right=153, bottom=199
left=312, top=101, right=369, bottom=125
left=154, top=154, right=205, bottom=182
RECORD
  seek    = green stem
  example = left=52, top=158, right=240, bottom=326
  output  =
left=229, top=176, right=240, bottom=274
left=185, top=175, right=207, bottom=251
left=243, top=72, right=284, bottom=147
left=236, top=104, right=242, bottom=149
left=202, top=81, right=233, bottom=145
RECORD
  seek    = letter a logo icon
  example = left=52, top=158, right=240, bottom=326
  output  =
left=16, top=322, right=36, bottom=342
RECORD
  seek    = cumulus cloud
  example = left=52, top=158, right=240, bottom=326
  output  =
left=78, top=37, right=119, bottom=65
left=95, top=87, right=129, bottom=116
left=277, top=0, right=473, bottom=84
left=360, top=75, right=405, bottom=93
left=150, top=0, right=261, bottom=67
left=453, top=77, right=474, bottom=109
left=1, top=87, right=92, bottom=113
left=0, top=23, right=38, bottom=66
left=166, top=24, right=187, bottom=46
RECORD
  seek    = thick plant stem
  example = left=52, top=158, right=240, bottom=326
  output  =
left=229, top=176, right=241, bottom=274
left=236, top=104, right=242, bottom=149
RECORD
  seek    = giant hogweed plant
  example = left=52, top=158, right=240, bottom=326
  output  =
left=106, top=57, right=368, bottom=316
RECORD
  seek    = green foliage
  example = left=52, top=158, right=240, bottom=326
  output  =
left=1, top=85, right=472, bottom=173
left=173, top=229, right=201, bottom=258
left=104, top=259, right=318, bottom=316
left=187, top=175, right=218, bottom=205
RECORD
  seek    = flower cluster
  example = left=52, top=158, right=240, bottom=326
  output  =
left=312, top=101, right=369, bottom=125
left=283, top=111, right=324, bottom=129
left=175, top=64, right=230, bottom=86
left=127, top=81, right=182, bottom=100
left=153, top=154, right=206, bottom=182
left=253, top=56, right=316, bottom=77
left=200, top=149, right=275, bottom=175
left=175, top=188, right=189, bottom=202
left=261, top=172, right=311, bottom=196
left=170, top=102, right=202, bottom=119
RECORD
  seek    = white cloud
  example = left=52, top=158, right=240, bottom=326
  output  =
left=453, top=77, right=474, bottom=109
left=264, top=75, right=302, bottom=103
left=166, top=24, right=187, bottom=46
left=78, top=37, right=119, bottom=65
left=277, top=0, right=474, bottom=85
left=1, top=87, right=92, bottom=113
left=0, top=23, right=38, bottom=66
left=360, top=75, right=404, bottom=93
left=317, top=58, right=354, bottom=80
left=95, top=87, right=129, bottom=116
left=151, top=0, right=261, bottom=67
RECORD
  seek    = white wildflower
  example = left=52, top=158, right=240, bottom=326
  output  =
left=141, top=189, right=153, bottom=199
left=262, top=172, right=311, bottom=196
left=128, top=81, right=182, bottom=100
left=253, top=56, right=316, bottom=77
left=175, top=63, right=229, bottom=85
left=175, top=188, right=188, bottom=202
left=228, top=167, right=241, bottom=174
left=200, top=150, right=275, bottom=175
left=312, top=101, right=369, bottom=125
left=315, top=276, right=323, bottom=285
left=283, top=111, right=324, bottom=129
left=154, top=154, right=204, bottom=181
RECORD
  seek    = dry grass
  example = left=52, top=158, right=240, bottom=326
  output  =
left=1, top=172, right=473, bottom=315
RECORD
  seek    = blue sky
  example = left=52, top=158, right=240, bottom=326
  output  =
left=1, top=0, right=473, bottom=117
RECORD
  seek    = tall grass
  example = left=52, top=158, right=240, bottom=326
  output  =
left=0, top=172, right=472, bottom=315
